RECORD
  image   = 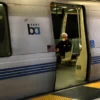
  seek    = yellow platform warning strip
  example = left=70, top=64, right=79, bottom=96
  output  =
left=84, top=81, right=100, bottom=89
left=31, top=94, right=73, bottom=100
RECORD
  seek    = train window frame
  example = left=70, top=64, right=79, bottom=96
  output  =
left=0, top=2, right=12, bottom=57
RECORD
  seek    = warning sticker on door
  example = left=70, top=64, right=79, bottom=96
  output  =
left=90, top=40, right=95, bottom=48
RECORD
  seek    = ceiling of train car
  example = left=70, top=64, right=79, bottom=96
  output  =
left=51, top=7, right=77, bottom=14
left=51, top=3, right=79, bottom=14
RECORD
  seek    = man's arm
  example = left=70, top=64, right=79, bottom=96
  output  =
left=56, top=41, right=61, bottom=52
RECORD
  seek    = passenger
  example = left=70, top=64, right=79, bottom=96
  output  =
left=56, top=33, right=71, bottom=63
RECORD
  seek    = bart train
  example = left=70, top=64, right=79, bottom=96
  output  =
left=0, top=0, right=99, bottom=100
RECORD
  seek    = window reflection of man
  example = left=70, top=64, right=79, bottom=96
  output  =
left=56, top=33, right=71, bottom=63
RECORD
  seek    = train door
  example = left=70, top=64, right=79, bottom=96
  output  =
left=50, top=3, right=90, bottom=90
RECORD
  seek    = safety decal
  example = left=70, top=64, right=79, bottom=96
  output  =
left=90, top=40, right=95, bottom=48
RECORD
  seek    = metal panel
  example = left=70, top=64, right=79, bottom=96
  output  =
left=90, top=65, right=100, bottom=81
left=9, top=16, right=53, bottom=55
left=0, top=53, right=56, bottom=69
left=30, top=0, right=48, bottom=6
left=7, top=4, right=50, bottom=17
left=19, top=0, right=31, bottom=5
left=0, top=0, right=20, bottom=4
left=19, top=0, right=48, bottom=6
left=0, top=72, right=55, bottom=100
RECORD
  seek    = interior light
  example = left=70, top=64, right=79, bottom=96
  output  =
left=62, top=6, right=67, bottom=8
left=68, top=9, right=74, bottom=11
left=0, top=4, right=3, bottom=6
left=53, top=8, right=59, bottom=10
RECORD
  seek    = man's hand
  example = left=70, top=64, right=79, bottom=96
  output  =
left=56, top=48, right=59, bottom=52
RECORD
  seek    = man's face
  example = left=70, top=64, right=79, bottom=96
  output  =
left=61, top=34, right=68, bottom=41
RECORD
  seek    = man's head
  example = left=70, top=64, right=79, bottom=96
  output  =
left=61, top=33, right=68, bottom=41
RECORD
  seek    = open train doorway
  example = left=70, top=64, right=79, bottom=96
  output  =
left=50, top=3, right=90, bottom=90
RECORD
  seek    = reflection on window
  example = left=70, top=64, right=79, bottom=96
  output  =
left=0, top=3, right=12, bottom=57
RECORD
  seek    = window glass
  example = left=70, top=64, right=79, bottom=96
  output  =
left=66, top=14, right=79, bottom=38
left=0, top=3, right=12, bottom=57
left=51, top=14, right=63, bottom=39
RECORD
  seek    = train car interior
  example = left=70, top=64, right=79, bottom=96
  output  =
left=51, top=3, right=88, bottom=90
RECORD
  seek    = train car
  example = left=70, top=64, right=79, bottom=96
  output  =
left=0, top=0, right=99, bottom=99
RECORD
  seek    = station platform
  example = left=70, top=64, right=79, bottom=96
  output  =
left=27, top=81, right=100, bottom=100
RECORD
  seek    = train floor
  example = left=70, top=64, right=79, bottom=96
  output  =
left=26, top=81, right=100, bottom=100
left=55, top=62, right=85, bottom=90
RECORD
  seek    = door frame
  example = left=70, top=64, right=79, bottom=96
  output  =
left=82, top=6, right=91, bottom=81
left=50, top=2, right=91, bottom=91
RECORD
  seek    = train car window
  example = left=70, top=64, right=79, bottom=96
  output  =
left=51, top=14, right=63, bottom=39
left=0, top=3, right=12, bottom=57
left=66, top=14, right=79, bottom=38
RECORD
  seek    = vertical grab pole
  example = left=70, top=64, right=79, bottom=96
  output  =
left=77, top=8, right=81, bottom=45
left=60, top=9, right=68, bottom=39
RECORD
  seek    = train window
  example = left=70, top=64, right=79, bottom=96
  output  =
left=66, top=14, right=79, bottom=38
left=51, top=14, right=63, bottom=39
left=0, top=3, right=12, bottom=57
